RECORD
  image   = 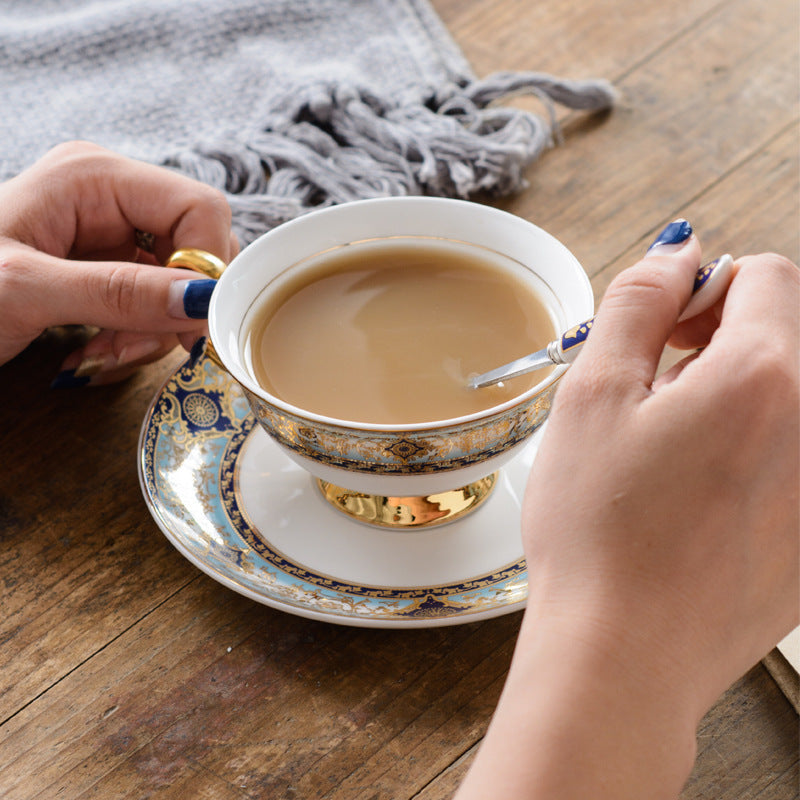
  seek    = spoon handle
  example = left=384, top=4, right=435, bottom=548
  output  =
left=554, top=254, right=735, bottom=365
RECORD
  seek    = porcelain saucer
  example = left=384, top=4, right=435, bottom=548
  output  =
left=138, top=352, right=541, bottom=628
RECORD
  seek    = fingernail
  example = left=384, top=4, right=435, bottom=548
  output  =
left=51, top=368, right=91, bottom=389
left=646, top=219, right=693, bottom=256
left=54, top=337, right=164, bottom=388
left=74, top=353, right=113, bottom=378
left=74, top=338, right=162, bottom=377
left=188, top=336, right=206, bottom=367
left=168, top=279, right=216, bottom=320
left=116, top=338, right=163, bottom=367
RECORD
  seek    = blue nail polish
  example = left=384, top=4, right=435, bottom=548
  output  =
left=51, top=368, right=91, bottom=389
left=647, top=219, right=693, bottom=251
left=188, top=336, right=206, bottom=368
left=182, top=279, right=216, bottom=319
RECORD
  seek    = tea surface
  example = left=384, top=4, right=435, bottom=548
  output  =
left=244, top=239, right=557, bottom=424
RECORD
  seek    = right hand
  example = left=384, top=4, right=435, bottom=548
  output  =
left=454, top=241, right=798, bottom=800
left=521, top=245, right=799, bottom=718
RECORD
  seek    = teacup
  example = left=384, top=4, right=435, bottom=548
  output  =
left=207, top=197, right=593, bottom=528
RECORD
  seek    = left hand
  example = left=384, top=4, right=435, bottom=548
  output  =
left=0, top=141, right=239, bottom=382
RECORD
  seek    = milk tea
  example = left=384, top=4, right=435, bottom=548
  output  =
left=242, top=238, right=558, bottom=424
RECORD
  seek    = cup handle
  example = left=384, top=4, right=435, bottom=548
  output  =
left=166, top=248, right=227, bottom=279
left=166, top=248, right=228, bottom=371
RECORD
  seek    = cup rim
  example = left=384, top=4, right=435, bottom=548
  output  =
left=209, top=196, right=592, bottom=432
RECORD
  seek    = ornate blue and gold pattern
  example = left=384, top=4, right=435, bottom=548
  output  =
left=560, top=318, right=593, bottom=353
left=139, top=352, right=530, bottom=627
left=692, top=257, right=718, bottom=292
left=243, top=383, right=554, bottom=475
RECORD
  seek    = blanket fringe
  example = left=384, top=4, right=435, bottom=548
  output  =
left=162, top=72, right=616, bottom=245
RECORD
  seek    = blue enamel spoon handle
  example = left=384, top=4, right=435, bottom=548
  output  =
left=556, top=254, right=735, bottom=364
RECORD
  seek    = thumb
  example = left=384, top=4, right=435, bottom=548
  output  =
left=28, top=251, right=217, bottom=334
left=576, top=221, right=702, bottom=394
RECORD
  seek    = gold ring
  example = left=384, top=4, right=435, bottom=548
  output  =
left=166, top=248, right=226, bottom=279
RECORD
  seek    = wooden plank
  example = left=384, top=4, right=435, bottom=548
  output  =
left=763, top=648, right=800, bottom=714
left=591, top=123, right=800, bottom=303
left=0, top=572, right=517, bottom=798
left=680, top=665, right=800, bottom=799
left=0, top=578, right=343, bottom=797
left=415, top=665, right=800, bottom=800
left=297, top=626, right=514, bottom=799
left=140, top=618, right=516, bottom=798
left=0, top=347, right=198, bottom=724
left=412, top=746, right=476, bottom=800
left=439, top=0, right=726, bottom=80
left=479, top=0, right=798, bottom=278
left=77, top=757, right=250, bottom=800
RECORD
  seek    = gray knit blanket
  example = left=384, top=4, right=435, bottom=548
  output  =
left=0, top=0, right=615, bottom=245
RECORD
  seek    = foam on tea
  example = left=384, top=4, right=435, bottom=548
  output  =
left=242, top=238, right=559, bottom=424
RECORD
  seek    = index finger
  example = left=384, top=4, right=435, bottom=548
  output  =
left=25, top=142, right=235, bottom=264
left=89, top=150, right=234, bottom=264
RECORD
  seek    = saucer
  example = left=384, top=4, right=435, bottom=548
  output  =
left=138, top=352, right=541, bottom=628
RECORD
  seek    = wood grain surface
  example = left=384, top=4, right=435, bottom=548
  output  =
left=0, top=0, right=797, bottom=797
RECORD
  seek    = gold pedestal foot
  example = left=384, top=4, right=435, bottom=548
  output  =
left=316, top=473, right=497, bottom=529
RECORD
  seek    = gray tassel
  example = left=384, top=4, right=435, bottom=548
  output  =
left=162, top=72, right=617, bottom=246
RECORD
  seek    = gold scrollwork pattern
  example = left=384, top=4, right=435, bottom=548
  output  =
left=244, top=384, right=556, bottom=475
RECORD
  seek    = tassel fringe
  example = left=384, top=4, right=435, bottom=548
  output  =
left=162, top=72, right=616, bottom=245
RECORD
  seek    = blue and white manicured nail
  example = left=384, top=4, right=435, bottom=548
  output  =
left=678, top=254, right=735, bottom=321
left=188, top=336, right=207, bottom=368
left=168, top=278, right=217, bottom=320
left=51, top=368, right=91, bottom=390
left=646, top=219, right=693, bottom=256
left=51, top=347, right=99, bottom=389
left=51, top=338, right=164, bottom=388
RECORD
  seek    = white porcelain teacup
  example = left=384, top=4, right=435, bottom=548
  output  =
left=207, top=197, right=593, bottom=528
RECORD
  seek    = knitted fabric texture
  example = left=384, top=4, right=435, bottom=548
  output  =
left=0, top=0, right=616, bottom=245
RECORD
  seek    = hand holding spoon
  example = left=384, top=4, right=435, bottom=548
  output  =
left=468, top=254, right=735, bottom=389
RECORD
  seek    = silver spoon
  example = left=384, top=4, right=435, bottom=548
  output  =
left=468, top=254, right=735, bottom=389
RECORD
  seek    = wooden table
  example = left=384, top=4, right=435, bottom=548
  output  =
left=1, top=0, right=797, bottom=796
